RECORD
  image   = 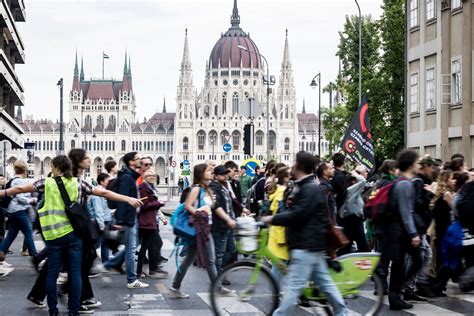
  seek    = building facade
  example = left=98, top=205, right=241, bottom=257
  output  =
left=0, top=0, right=26, bottom=175
left=406, top=0, right=473, bottom=165
left=10, top=0, right=328, bottom=180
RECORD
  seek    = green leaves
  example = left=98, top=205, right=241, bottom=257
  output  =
left=325, top=0, right=404, bottom=161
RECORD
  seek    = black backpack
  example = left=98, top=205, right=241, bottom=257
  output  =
left=458, top=182, right=474, bottom=234
left=106, top=177, right=119, bottom=209
left=0, top=177, right=19, bottom=209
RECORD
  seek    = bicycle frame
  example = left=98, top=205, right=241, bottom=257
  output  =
left=236, top=227, right=380, bottom=301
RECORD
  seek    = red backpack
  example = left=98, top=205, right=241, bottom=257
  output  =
left=364, top=177, right=406, bottom=224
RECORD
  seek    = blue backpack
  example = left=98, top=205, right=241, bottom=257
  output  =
left=170, top=187, right=204, bottom=239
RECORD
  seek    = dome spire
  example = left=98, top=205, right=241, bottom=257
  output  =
left=230, top=0, right=240, bottom=29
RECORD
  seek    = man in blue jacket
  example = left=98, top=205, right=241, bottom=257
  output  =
left=102, top=152, right=149, bottom=289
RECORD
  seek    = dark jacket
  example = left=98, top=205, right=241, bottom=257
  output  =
left=318, top=177, right=337, bottom=220
left=331, top=169, right=347, bottom=212
left=115, top=165, right=140, bottom=227
left=210, top=180, right=234, bottom=233
left=412, top=174, right=434, bottom=234
left=138, top=182, right=162, bottom=230
left=272, top=175, right=329, bottom=252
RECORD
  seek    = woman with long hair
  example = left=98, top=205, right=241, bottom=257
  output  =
left=267, top=166, right=291, bottom=284
left=0, top=155, right=142, bottom=315
left=431, top=171, right=456, bottom=277
left=170, top=163, right=222, bottom=299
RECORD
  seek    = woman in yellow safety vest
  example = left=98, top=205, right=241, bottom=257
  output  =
left=0, top=155, right=142, bottom=316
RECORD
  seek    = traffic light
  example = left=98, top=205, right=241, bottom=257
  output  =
left=243, top=123, right=254, bottom=156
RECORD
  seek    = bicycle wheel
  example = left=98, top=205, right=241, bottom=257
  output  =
left=210, top=261, right=279, bottom=316
left=342, top=272, right=384, bottom=316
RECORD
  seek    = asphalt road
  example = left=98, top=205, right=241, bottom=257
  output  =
left=1, top=223, right=474, bottom=315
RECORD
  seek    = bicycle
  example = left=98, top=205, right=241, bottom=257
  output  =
left=210, top=221, right=383, bottom=315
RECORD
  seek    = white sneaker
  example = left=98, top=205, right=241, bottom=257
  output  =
left=127, top=280, right=149, bottom=289
left=218, top=286, right=236, bottom=296
left=0, top=261, right=12, bottom=268
left=169, top=287, right=190, bottom=299
left=0, top=266, right=14, bottom=277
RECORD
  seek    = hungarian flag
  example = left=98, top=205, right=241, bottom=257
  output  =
left=340, top=95, right=375, bottom=173
left=103, top=52, right=110, bottom=59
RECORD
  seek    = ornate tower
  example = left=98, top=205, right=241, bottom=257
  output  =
left=276, top=29, right=296, bottom=122
left=176, top=28, right=195, bottom=121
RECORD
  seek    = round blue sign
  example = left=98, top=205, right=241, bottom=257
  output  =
left=183, top=159, right=190, bottom=166
left=244, top=161, right=258, bottom=177
left=223, top=143, right=232, bottom=153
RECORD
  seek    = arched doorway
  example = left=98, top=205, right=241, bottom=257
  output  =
left=93, top=157, right=103, bottom=180
left=34, top=157, right=41, bottom=179
left=155, top=157, right=166, bottom=184
left=43, top=157, right=52, bottom=177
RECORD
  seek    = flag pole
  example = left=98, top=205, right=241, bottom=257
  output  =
left=102, top=51, right=104, bottom=79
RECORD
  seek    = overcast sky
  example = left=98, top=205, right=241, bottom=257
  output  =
left=16, top=0, right=383, bottom=122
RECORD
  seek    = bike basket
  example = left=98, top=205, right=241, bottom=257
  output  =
left=236, top=217, right=259, bottom=252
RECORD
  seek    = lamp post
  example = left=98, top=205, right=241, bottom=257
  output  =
left=162, top=121, right=171, bottom=201
left=310, top=73, right=322, bottom=157
left=355, top=0, right=362, bottom=106
left=237, top=45, right=274, bottom=161
left=57, top=78, right=64, bottom=154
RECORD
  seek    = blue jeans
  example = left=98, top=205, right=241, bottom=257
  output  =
left=45, top=232, right=83, bottom=314
left=0, top=209, right=37, bottom=256
left=212, top=230, right=236, bottom=274
left=104, top=223, right=137, bottom=283
left=273, top=249, right=347, bottom=316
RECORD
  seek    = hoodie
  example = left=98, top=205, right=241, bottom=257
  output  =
left=114, top=165, right=140, bottom=227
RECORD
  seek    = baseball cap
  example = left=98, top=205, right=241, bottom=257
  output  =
left=214, top=165, right=230, bottom=175
left=420, top=155, right=440, bottom=166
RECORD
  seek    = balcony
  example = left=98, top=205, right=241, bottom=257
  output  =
left=9, top=0, right=25, bottom=22
left=0, top=108, right=24, bottom=148
left=0, top=50, right=25, bottom=105
left=0, top=0, right=25, bottom=64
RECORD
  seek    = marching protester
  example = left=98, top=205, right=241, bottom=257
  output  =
left=0, top=155, right=142, bottom=315
left=262, top=152, right=347, bottom=316
left=316, top=161, right=337, bottom=220
left=239, top=166, right=252, bottom=204
left=90, top=173, right=113, bottom=263
left=104, top=160, right=119, bottom=178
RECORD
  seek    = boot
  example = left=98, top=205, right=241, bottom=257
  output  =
left=389, top=292, right=414, bottom=310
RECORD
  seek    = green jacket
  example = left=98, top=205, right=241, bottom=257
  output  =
left=239, top=174, right=253, bottom=199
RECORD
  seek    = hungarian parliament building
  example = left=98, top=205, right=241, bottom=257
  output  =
left=8, top=1, right=328, bottom=181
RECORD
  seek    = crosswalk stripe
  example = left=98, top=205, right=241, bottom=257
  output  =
left=196, top=292, right=266, bottom=315
left=358, top=291, right=464, bottom=316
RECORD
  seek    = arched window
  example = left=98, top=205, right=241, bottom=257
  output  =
left=84, top=115, right=92, bottom=129
left=97, top=115, right=104, bottom=128
left=204, top=105, right=210, bottom=118
left=109, top=115, right=116, bottom=130
left=214, top=105, right=218, bottom=116
left=232, top=92, right=239, bottom=115
left=285, top=105, right=289, bottom=119
left=284, top=137, right=290, bottom=151
left=256, top=130, right=264, bottom=146
left=71, top=140, right=75, bottom=149
left=222, top=92, right=227, bottom=114
left=197, top=130, right=206, bottom=150
left=184, top=104, right=188, bottom=119
left=183, top=137, right=189, bottom=150
left=209, top=130, right=217, bottom=146
left=121, top=140, right=125, bottom=151
left=220, top=130, right=229, bottom=145
left=232, top=130, right=240, bottom=150
left=269, top=131, right=276, bottom=150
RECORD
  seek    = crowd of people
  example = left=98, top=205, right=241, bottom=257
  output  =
left=1, top=148, right=474, bottom=315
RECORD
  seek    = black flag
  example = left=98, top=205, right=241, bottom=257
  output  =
left=340, top=95, right=375, bottom=173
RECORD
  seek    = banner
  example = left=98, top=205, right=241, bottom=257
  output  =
left=340, top=95, right=375, bottom=173
left=22, top=142, right=35, bottom=164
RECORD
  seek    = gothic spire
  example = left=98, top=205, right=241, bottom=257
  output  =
left=123, top=50, right=128, bottom=75
left=80, top=56, right=84, bottom=81
left=181, top=28, right=191, bottom=69
left=74, top=50, right=79, bottom=76
left=282, top=28, right=291, bottom=67
left=302, top=98, right=306, bottom=113
left=230, top=0, right=240, bottom=28
left=163, top=96, right=167, bottom=113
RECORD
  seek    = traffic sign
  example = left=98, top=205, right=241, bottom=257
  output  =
left=171, top=160, right=177, bottom=168
left=241, top=97, right=262, bottom=119
left=242, top=158, right=260, bottom=177
left=223, top=143, right=232, bottom=153
left=183, top=159, right=190, bottom=166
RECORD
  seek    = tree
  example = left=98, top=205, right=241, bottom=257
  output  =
left=324, top=1, right=404, bottom=160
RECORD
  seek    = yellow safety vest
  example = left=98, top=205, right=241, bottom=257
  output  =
left=38, top=177, right=78, bottom=241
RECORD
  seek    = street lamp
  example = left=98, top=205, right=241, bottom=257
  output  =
left=237, top=45, right=274, bottom=161
left=162, top=121, right=171, bottom=201
left=57, top=78, right=64, bottom=154
left=355, top=0, right=362, bottom=106
left=310, top=73, right=322, bottom=157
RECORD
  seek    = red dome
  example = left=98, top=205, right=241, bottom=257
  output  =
left=209, top=0, right=262, bottom=69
